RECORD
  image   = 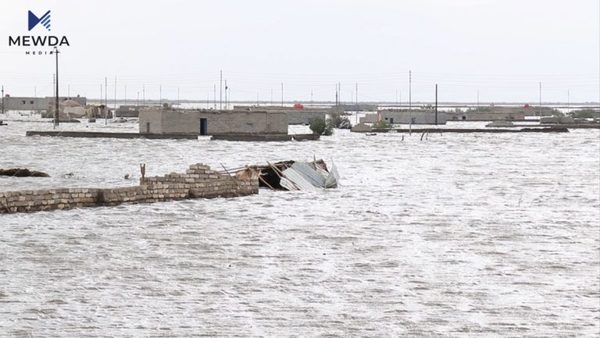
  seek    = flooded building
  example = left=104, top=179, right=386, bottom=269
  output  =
left=2, top=95, right=87, bottom=112
left=233, top=105, right=328, bottom=125
left=378, top=109, right=448, bottom=125
left=139, top=108, right=288, bottom=135
left=115, top=105, right=140, bottom=117
left=446, top=105, right=558, bottom=121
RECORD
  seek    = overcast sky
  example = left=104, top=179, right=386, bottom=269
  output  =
left=1, top=0, right=599, bottom=103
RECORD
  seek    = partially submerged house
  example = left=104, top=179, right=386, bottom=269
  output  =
left=233, top=105, right=329, bottom=125
left=377, top=109, right=448, bottom=125
left=446, top=105, right=559, bottom=121
left=139, top=108, right=288, bottom=136
left=115, top=105, right=140, bottom=117
left=3, top=95, right=87, bottom=113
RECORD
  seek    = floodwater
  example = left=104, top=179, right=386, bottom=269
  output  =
left=1, top=116, right=599, bottom=337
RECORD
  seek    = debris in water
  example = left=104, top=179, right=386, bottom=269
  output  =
left=228, top=159, right=339, bottom=191
left=0, top=168, right=49, bottom=177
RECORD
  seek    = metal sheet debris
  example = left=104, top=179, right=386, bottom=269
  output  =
left=227, top=159, right=339, bottom=191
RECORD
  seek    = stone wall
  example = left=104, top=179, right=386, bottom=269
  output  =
left=0, top=164, right=258, bottom=214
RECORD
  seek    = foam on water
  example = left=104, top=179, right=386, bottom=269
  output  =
left=1, top=118, right=599, bottom=336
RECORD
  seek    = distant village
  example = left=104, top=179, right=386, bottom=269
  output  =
left=1, top=94, right=599, bottom=141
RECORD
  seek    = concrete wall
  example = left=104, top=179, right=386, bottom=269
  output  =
left=139, top=109, right=163, bottom=133
left=0, top=163, right=258, bottom=214
left=360, top=113, right=378, bottom=123
left=139, top=109, right=288, bottom=135
left=160, top=110, right=200, bottom=134
left=378, top=110, right=448, bottom=124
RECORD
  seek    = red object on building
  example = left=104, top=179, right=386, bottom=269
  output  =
left=523, top=104, right=530, bottom=108
left=293, top=103, right=304, bottom=109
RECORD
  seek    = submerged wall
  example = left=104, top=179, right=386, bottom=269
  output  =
left=0, top=163, right=258, bottom=214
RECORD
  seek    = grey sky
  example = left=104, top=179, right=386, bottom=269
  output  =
left=1, top=0, right=599, bottom=103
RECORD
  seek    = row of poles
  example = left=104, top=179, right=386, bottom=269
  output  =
left=20, top=49, right=588, bottom=129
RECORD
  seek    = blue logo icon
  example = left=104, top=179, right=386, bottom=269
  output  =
left=28, top=10, right=51, bottom=31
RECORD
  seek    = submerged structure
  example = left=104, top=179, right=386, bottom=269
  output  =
left=377, top=109, right=448, bottom=125
left=139, top=108, right=288, bottom=136
left=2, top=95, right=87, bottom=113
left=233, top=105, right=331, bottom=125
left=232, top=159, right=339, bottom=191
left=0, top=163, right=258, bottom=214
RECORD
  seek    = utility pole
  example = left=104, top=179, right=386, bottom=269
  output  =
left=219, top=70, right=223, bottom=110
left=142, top=84, right=145, bottom=106
left=67, top=84, right=70, bottom=98
left=136, top=91, right=139, bottom=107
left=1, top=85, right=4, bottom=115
left=54, top=47, right=60, bottom=127
left=335, top=84, right=338, bottom=106
left=114, top=77, right=117, bottom=110
left=124, top=85, right=127, bottom=106
left=435, top=84, right=438, bottom=125
left=159, top=85, right=162, bottom=106
left=224, top=80, right=228, bottom=109
left=409, top=70, right=412, bottom=134
left=355, top=82, right=359, bottom=124
left=104, top=77, right=107, bottom=107
left=104, top=77, right=107, bottom=125
left=213, top=83, right=216, bottom=109
left=539, top=82, right=542, bottom=117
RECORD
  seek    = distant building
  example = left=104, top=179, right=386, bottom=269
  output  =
left=139, top=109, right=288, bottom=136
left=446, top=105, right=558, bottom=121
left=3, top=95, right=87, bottom=112
left=233, top=105, right=328, bottom=125
left=360, top=113, right=379, bottom=124
left=115, top=105, right=140, bottom=117
left=378, top=109, right=448, bottom=125
left=336, top=104, right=378, bottom=112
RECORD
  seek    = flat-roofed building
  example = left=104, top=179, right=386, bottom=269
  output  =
left=139, top=108, right=288, bottom=136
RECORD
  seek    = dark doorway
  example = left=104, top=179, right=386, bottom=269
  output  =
left=390, top=118, right=394, bottom=124
left=200, top=118, right=208, bottom=135
left=146, top=122, right=150, bottom=133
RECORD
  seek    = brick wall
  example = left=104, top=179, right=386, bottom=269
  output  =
left=0, top=164, right=258, bottom=214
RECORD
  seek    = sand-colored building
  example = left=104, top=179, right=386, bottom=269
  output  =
left=139, top=108, right=288, bottom=135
